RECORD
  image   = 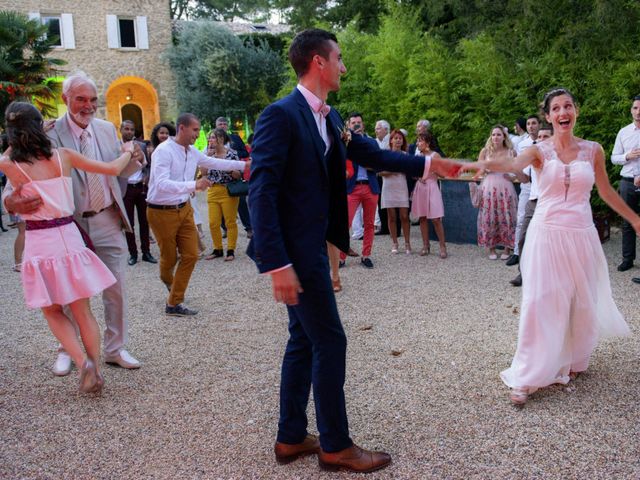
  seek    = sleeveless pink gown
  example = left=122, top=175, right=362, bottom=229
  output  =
left=500, top=140, right=630, bottom=393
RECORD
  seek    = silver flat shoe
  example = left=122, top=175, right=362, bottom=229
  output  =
left=510, top=387, right=528, bottom=406
left=79, top=359, right=99, bottom=393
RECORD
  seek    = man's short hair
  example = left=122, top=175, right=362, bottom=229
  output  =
left=120, top=120, right=135, bottom=128
left=215, top=117, right=228, bottom=125
left=539, top=122, right=553, bottom=133
left=633, top=95, right=640, bottom=102
left=515, top=117, right=526, bottom=130
left=526, top=114, right=540, bottom=122
left=288, top=29, right=338, bottom=78
left=62, top=71, right=97, bottom=96
left=176, top=113, right=199, bottom=129
left=347, top=112, right=363, bottom=123
left=376, top=120, right=390, bottom=132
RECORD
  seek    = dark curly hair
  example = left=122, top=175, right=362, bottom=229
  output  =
left=540, top=88, right=578, bottom=115
left=416, top=131, right=436, bottom=151
left=150, top=121, right=176, bottom=148
left=4, top=102, right=53, bottom=164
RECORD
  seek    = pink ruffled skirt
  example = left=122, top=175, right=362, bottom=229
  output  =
left=21, top=222, right=116, bottom=308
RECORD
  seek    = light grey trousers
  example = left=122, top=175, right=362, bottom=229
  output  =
left=60, top=207, right=128, bottom=357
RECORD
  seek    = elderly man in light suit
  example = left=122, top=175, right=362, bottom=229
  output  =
left=4, top=72, right=144, bottom=375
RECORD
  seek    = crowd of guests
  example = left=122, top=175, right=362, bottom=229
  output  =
left=0, top=69, right=639, bottom=400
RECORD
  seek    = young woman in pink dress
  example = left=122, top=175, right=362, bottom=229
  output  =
left=411, top=132, right=447, bottom=258
left=468, top=89, right=640, bottom=406
left=473, top=126, right=518, bottom=260
left=0, top=102, right=137, bottom=394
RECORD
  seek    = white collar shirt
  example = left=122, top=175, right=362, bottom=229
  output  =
left=516, top=134, right=536, bottom=155
left=376, top=134, right=390, bottom=150
left=146, top=138, right=246, bottom=205
left=611, top=122, right=640, bottom=178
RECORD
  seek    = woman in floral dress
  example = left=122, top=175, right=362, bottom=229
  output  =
left=474, top=126, right=518, bottom=259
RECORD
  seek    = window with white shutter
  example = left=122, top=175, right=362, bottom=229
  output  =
left=106, top=15, right=149, bottom=50
left=28, top=12, right=75, bottom=49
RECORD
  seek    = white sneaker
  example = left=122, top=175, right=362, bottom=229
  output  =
left=105, top=349, right=141, bottom=369
left=53, top=352, right=72, bottom=376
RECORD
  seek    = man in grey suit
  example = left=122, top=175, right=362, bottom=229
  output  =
left=4, top=72, right=144, bottom=375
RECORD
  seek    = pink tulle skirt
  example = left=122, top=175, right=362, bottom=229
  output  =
left=21, top=222, right=116, bottom=308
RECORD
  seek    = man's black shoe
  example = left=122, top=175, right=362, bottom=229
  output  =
left=509, top=274, right=522, bottom=287
left=127, top=255, right=138, bottom=266
left=361, top=257, right=374, bottom=269
left=617, top=260, right=634, bottom=272
left=505, top=254, right=519, bottom=266
left=142, top=252, right=158, bottom=263
left=632, top=277, right=640, bottom=284
left=165, top=303, right=198, bottom=316
left=338, top=260, right=346, bottom=269
left=374, top=230, right=388, bottom=236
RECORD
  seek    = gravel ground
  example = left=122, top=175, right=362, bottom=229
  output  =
left=0, top=202, right=639, bottom=479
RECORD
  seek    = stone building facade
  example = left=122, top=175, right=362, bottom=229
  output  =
left=0, top=0, right=177, bottom=139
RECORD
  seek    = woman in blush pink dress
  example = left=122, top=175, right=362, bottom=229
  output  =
left=0, top=102, right=137, bottom=394
left=473, top=126, right=518, bottom=260
left=411, top=131, right=447, bottom=258
left=469, top=88, right=640, bottom=406
left=380, top=129, right=412, bottom=254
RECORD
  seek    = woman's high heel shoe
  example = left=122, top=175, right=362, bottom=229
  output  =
left=439, top=246, right=448, bottom=259
left=332, top=279, right=342, bottom=293
left=405, top=244, right=412, bottom=255
left=420, top=244, right=430, bottom=256
left=391, top=243, right=399, bottom=254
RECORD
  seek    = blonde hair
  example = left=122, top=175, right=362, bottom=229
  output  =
left=483, top=124, right=513, bottom=156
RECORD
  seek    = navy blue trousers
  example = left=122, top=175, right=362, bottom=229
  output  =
left=277, top=263, right=353, bottom=453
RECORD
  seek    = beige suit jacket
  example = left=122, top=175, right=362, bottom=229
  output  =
left=46, top=116, right=138, bottom=232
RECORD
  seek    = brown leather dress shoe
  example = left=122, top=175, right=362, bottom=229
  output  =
left=318, top=444, right=392, bottom=473
left=274, top=434, right=320, bottom=464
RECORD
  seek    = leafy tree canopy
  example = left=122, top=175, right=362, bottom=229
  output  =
left=171, top=0, right=272, bottom=21
left=165, top=21, right=286, bottom=125
left=0, top=11, right=65, bottom=124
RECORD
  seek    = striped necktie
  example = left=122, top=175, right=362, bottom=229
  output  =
left=80, top=130, right=106, bottom=212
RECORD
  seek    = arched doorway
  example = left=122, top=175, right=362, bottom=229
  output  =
left=121, top=104, right=144, bottom=139
left=105, top=76, right=159, bottom=140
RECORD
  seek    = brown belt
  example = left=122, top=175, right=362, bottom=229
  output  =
left=82, top=203, right=116, bottom=218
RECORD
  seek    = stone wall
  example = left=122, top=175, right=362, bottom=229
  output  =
left=1, top=0, right=177, bottom=122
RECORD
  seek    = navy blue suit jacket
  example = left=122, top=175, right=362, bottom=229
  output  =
left=346, top=162, right=380, bottom=195
left=248, top=89, right=426, bottom=275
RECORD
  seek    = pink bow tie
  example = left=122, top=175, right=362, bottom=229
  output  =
left=315, top=103, right=330, bottom=118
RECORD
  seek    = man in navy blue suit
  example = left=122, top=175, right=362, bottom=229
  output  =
left=248, top=29, right=464, bottom=473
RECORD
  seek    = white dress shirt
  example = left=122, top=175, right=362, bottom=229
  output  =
left=66, top=115, right=114, bottom=207
left=146, top=137, right=246, bottom=205
left=376, top=134, right=390, bottom=150
left=611, top=122, right=640, bottom=178
left=516, top=135, right=536, bottom=155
